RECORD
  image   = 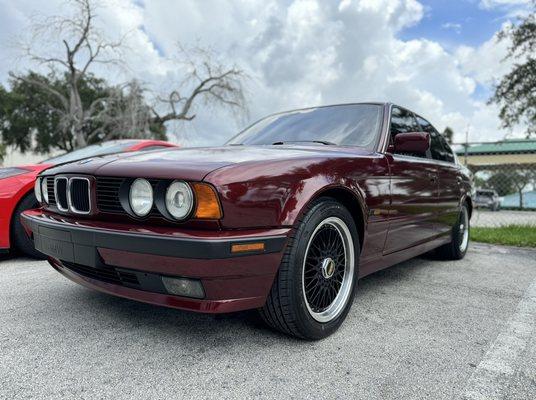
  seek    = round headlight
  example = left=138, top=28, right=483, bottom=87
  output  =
left=129, top=178, right=153, bottom=217
left=41, top=177, right=49, bottom=204
left=34, top=178, right=42, bottom=203
left=165, top=181, right=193, bottom=220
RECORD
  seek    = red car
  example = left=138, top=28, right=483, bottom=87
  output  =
left=22, top=103, right=473, bottom=339
left=1, top=139, right=176, bottom=258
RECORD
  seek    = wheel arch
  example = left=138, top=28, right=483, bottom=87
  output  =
left=9, top=189, right=37, bottom=240
left=463, top=195, right=473, bottom=219
left=303, top=186, right=366, bottom=251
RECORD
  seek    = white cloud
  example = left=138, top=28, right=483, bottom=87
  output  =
left=441, top=22, right=462, bottom=33
left=479, top=0, right=530, bottom=10
left=0, top=0, right=528, bottom=148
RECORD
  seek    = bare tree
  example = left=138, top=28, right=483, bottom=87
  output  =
left=11, top=0, right=129, bottom=149
left=151, top=45, right=248, bottom=128
left=10, top=0, right=248, bottom=151
left=93, top=80, right=161, bottom=141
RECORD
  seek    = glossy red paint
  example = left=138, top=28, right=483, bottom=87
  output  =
left=0, top=139, right=176, bottom=252
left=23, top=103, right=473, bottom=314
left=1, top=164, right=52, bottom=249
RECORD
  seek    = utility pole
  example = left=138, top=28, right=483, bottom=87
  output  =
left=464, top=125, right=470, bottom=165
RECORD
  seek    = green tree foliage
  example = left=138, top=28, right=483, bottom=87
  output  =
left=489, top=1, right=536, bottom=137
left=0, top=72, right=165, bottom=154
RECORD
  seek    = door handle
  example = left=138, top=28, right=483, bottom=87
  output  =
left=428, top=173, right=437, bottom=183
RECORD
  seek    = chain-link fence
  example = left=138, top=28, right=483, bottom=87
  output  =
left=454, top=140, right=536, bottom=228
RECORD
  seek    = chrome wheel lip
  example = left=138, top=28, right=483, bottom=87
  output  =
left=459, top=207, right=469, bottom=252
left=302, top=216, right=355, bottom=323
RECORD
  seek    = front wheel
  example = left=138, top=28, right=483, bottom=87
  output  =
left=435, top=203, right=470, bottom=260
left=259, top=198, right=359, bottom=340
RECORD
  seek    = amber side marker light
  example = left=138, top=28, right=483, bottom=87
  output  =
left=191, top=183, right=223, bottom=219
left=231, top=242, right=266, bottom=253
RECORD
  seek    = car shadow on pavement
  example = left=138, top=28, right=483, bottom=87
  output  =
left=356, top=253, right=442, bottom=296
left=56, top=254, right=439, bottom=344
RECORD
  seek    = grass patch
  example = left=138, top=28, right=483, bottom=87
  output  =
left=471, top=225, right=536, bottom=248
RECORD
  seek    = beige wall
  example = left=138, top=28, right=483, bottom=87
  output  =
left=2, top=149, right=56, bottom=167
left=462, top=153, right=536, bottom=166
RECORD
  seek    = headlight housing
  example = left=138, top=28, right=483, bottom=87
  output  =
left=41, top=177, right=49, bottom=204
left=165, top=181, right=193, bottom=220
left=34, top=178, right=42, bottom=203
left=129, top=178, right=153, bottom=217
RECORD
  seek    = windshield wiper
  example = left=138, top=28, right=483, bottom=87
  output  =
left=271, top=140, right=337, bottom=146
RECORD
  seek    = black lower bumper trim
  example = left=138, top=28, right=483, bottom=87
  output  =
left=22, top=213, right=287, bottom=266
left=59, top=261, right=170, bottom=294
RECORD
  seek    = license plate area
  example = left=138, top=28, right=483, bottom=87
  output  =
left=34, top=226, right=75, bottom=262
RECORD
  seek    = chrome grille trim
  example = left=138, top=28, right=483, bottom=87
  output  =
left=54, top=177, right=69, bottom=212
left=68, top=177, right=91, bottom=214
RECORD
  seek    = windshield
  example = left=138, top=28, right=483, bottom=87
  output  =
left=43, top=141, right=137, bottom=164
left=227, top=104, right=383, bottom=149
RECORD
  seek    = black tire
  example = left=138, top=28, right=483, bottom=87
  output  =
left=435, top=203, right=469, bottom=260
left=259, top=197, right=360, bottom=340
left=11, top=192, right=45, bottom=259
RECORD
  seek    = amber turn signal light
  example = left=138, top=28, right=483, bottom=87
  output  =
left=191, top=183, right=223, bottom=219
left=231, top=242, right=266, bottom=253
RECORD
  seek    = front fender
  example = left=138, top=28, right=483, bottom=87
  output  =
left=205, top=155, right=387, bottom=229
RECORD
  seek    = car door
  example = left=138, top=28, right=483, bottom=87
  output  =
left=384, top=107, right=439, bottom=254
left=436, top=134, right=462, bottom=234
left=415, top=115, right=462, bottom=235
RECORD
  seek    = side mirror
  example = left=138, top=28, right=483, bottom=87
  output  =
left=393, top=132, right=430, bottom=154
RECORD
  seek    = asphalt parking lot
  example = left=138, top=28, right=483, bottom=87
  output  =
left=1, top=243, right=535, bottom=400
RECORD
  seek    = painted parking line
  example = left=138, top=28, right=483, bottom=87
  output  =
left=463, top=277, right=536, bottom=399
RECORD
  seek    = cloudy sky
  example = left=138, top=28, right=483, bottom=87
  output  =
left=0, top=0, right=532, bottom=151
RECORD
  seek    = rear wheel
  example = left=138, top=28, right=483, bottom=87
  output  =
left=11, top=192, right=45, bottom=259
left=259, top=198, right=359, bottom=340
left=435, top=203, right=469, bottom=260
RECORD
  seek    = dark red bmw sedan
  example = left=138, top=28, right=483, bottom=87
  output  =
left=21, top=103, right=473, bottom=339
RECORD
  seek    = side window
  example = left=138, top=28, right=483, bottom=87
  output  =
left=416, top=115, right=448, bottom=162
left=429, top=131, right=445, bottom=161
left=390, top=107, right=420, bottom=136
left=415, top=116, right=434, bottom=135
left=438, top=136, right=455, bottom=163
left=390, top=107, right=424, bottom=158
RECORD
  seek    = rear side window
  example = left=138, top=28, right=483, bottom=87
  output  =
left=429, top=131, right=445, bottom=161
left=416, top=115, right=455, bottom=163
left=438, top=136, right=455, bottom=163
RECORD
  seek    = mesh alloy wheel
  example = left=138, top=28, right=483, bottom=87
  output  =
left=302, top=217, right=355, bottom=323
left=260, top=198, right=359, bottom=339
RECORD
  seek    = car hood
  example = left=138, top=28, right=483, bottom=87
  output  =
left=43, top=145, right=367, bottom=181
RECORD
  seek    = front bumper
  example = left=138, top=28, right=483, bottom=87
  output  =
left=21, top=210, right=290, bottom=313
